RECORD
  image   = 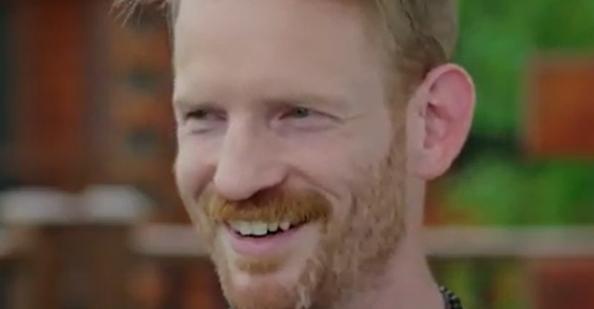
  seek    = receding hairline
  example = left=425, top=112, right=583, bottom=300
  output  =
left=114, top=0, right=458, bottom=100
left=114, top=0, right=457, bottom=58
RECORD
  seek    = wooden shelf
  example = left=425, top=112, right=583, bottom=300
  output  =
left=130, top=224, right=594, bottom=259
left=423, top=226, right=594, bottom=258
left=130, top=224, right=208, bottom=258
left=3, top=224, right=593, bottom=259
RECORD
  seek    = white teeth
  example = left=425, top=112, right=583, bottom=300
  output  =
left=230, top=220, right=294, bottom=236
left=229, top=221, right=241, bottom=231
left=252, top=222, right=268, bottom=236
left=280, top=221, right=291, bottom=231
left=230, top=221, right=251, bottom=236
left=238, top=222, right=251, bottom=236
left=268, top=222, right=279, bottom=233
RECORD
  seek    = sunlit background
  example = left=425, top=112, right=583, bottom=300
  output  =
left=1, top=0, right=593, bottom=308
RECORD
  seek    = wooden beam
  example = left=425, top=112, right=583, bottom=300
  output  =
left=524, top=56, right=594, bottom=157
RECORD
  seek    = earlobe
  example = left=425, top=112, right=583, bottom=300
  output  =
left=412, top=64, right=475, bottom=179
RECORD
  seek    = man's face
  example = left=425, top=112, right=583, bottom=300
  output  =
left=173, top=0, right=407, bottom=308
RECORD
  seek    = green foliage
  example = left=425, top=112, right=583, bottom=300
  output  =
left=444, top=157, right=594, bottom=225
left=441, top=1, right=594, bottom=226
left=444, top=156, right=529, bottom=225
left=456, top=0, right=594, bottom=137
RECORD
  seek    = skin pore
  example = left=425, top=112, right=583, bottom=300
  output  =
left=171, top=0, right=475, bottom=308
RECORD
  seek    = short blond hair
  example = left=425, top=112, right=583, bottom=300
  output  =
left=375, top=0, right=457, bottom=85
left=115, top=0, right=457, bottom=94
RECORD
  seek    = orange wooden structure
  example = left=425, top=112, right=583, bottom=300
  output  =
left=524, top=56, right=594, bottom=157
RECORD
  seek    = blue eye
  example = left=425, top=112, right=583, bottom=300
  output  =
left=286, top=107, right=312, bottom=119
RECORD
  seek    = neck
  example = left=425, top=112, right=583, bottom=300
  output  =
left=334, top=232, right=443, bottom=309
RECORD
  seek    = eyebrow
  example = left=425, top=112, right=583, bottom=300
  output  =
left=262, top=92, right=351, bottom=111
left=173, top=99, right=215, bottom=112
left=173, top=91, right=351, bottom=113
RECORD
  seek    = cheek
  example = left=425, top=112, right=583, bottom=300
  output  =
left=284, top=128, right=390, bottom=203
left=174, top=146, right=212, bottom=199
left=313, top=155, right=392, bottom=237
left=288, top=151, right=360, bottom=231
left=174, top=151, right=217, bottom=239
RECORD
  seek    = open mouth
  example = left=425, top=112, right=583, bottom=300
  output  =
left=227, top=220, right=305, bottom=238
left=224, top=219, right=317, bottom=256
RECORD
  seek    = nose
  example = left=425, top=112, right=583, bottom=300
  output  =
left=212, top=123, right=287, bottom=201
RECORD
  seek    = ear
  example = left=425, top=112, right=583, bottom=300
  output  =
left=407, top=64, right=475, bottom=179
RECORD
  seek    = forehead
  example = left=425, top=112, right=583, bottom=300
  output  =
left=172, top=0, right=385, bottom=104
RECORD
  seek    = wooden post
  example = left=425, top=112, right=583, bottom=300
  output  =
left=22, top=224, right=133, bottom=309
left=524, top=56, right=594, bottom=157
left=11, top=0, right=92, bottom=190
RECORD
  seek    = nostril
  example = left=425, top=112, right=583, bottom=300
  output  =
left=213, top=161, right=288, bottom=202
left=213, top=171, right=257, bottom=201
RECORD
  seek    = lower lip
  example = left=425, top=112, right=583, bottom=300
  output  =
left=225, top=224, right=303, bottom=257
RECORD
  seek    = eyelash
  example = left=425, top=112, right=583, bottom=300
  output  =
left=186, top=109, right=206, bottom=120
left=281, top=106, right=314, bottom=119
left=185, top=107, right=316, bottom=121
left=185, top=109, right=225, bottom=121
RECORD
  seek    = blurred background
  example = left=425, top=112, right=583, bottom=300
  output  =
left=0, top=0, right=593, bottom=308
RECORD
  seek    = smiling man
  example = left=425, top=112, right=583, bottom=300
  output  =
left=118, top=0, right=475, bottom=308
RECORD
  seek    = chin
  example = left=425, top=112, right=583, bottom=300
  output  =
left=212, top=223, right=326, bottom=309
left=222, top=268, right=299, bottom=309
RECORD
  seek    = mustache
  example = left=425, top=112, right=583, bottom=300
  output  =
left=204, top=188, right=332, bottom=224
